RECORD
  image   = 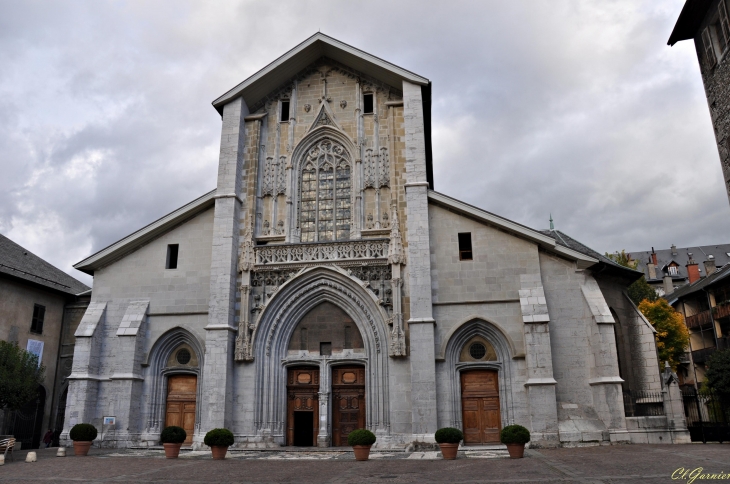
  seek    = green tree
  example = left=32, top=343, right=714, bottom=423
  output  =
left=0, top=340, right=45, bottom=411
left=637, top=299, right=689, bottom=370
left=706, top=349, right=730, bottom=395
left=606, top=250, right=658, bottom=305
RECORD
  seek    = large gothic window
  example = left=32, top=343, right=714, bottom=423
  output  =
left=300, top=139, right=351, bottom=242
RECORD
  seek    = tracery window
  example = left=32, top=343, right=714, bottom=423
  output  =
left=300, top=139, right=351, bottom=242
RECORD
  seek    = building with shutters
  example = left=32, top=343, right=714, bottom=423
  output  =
left=62, top=34, right=687, bottom=449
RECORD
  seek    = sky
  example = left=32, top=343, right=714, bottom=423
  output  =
left=1, top=1, right=728, bottom=287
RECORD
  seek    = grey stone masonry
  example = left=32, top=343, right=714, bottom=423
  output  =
left=62, top=302, right=107, bottom=440
left=402, top=80, right=437, bottom=439
left=201, top=96, right=249, bottom=440
left=519, top=274, right=559, bottom=446
left=110, top=300, right=149, bottom=443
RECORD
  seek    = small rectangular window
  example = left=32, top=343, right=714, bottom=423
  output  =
left=719, top=1, right=730, bottom=49
left=166, top=244, right=179, bottom=269
left=363, top=93, right=374, bottom=114
left=300, top=328, right=308, bottom=351
left=30, top=304, right=45, bottom=334
left=320, top=342, right=332, bottom=356
left=344, top=326, right=352, bottom=349
left=280, top=100, right=290, bottom=122
left=458, top=232, right=473, bottom=261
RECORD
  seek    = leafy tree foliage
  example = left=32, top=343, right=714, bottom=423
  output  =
left=706, top=349, right=730, bottom=395
left=606, top=250, right=658, bottom=305
left=0, top=340, right=45, bottom=410
left=638, top=299, right=689, bottom=370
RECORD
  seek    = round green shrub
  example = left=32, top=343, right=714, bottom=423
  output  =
left=160, top=426, right=187, bottom=444
left=204, top=428, right=234, bottom=447
left=69, top=423, right=98, bottom=442
left=500, top=425, right=530, bottom=445
left=434, top=427, right=463, bottom=444
left=347, top=429, right=376, bottom=446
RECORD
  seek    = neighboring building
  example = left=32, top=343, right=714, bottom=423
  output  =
left=0, top=234, right=90, bottom=449
left=63, top=33, right=687, bottom=449
left=665, top=263, right=730, bottom=388
left=669, top=0, right=730, bottom=206
left=627, top=244, right=730, bottom=295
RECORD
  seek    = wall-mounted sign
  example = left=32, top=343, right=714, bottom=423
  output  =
left=103, top=416, right=116, bottom=426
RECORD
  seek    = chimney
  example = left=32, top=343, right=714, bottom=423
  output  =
left=686, top=253, right=700, bottom=284
left=704, top=256, right=716, bottom=277
left=671, top=244, right=677, bottom=256
left=663, top=275, right=674, bottom=295
left=651, top=247, right=658, bottom=266
left=647, top=248, right=657, bottom=279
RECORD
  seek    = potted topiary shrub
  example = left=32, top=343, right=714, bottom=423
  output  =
left=434, top=427, right=463, bottom=460
left=347, top=429, right=376, bottom=461
left=160, top=426, right=187, bottom=459
left=500, top=424, right=530, bottom=459
left=69, top=423, right=98, bottom=456
left=204, top=428, right=234, bottom=460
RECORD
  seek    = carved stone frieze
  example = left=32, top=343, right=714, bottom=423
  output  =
left=254, top=239, right=389, bottom=266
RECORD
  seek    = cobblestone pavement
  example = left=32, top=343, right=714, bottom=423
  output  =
left=0, top=443, right=727, bottom=483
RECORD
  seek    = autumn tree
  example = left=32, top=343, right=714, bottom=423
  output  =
left=606, top=250, right=658, bottom=305
left=637, top=299, right=689, bottom=370
left=0, top=340, right=45, bottom=411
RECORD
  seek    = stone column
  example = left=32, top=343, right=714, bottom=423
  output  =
left=519, top=274, right=559, bottom=446
left=402, top=80, right=437, bottom=440
left=200, top=96, right=249, bottom=444
left=662, top=363, right=691, bottom=443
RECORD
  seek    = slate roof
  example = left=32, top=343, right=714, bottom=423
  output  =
left=665, top=263, right=730, bottom=304
left=538, top=229, right=643, bottom=280
left=0, top=233, right=90, bottom=295
left=627, top=244, right=730, bottom=282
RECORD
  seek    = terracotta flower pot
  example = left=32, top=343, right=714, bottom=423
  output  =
left=352, top=444, right=372, bottom=461
left=163, top=443, right=182, bottom=459
left=506, top=443, right=525, bottom=459
left=438, top=443, right=459, bottom=460
left=73, top=441, right=92, bottom=456
left=210, top=445, right=229, bottom=460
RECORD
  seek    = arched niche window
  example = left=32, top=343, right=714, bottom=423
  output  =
left=459, top=336, right=498, bottom=362
left=300, top=139, right=351, bottom=242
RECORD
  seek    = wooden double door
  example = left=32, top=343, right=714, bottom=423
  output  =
left=165, top=374, right=197, bottom=444
left=461, top=370, right=501, bottom=444
left=331, top=366, right=365, bottom=447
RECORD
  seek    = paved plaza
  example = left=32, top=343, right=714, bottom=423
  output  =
left=0, top=444, right=728, bottom=483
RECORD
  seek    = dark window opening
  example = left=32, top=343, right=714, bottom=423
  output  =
left=363, top=93, right=374, bottom=114
left=176, top=349, right=191, bottom=365
left=30, top=304, right=45, bottom=334
left=344, top=326, right=352, bottom=349
left=458, top=232, right=473, bottom=261
left=320, top=342, right=332, bottom=356
left=166, top=244, right=179, bottom=269
left=300, top=328, right=308, bottom=351
left=280, top=100, right=290, bottom=122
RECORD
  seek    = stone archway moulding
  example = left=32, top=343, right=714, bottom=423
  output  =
left=442, top=319, right=516, bottom=430
left=251, top=265, right=391, bottom=445
left=437, top=314, right=521, bottom=361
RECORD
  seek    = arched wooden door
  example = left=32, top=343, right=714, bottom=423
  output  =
left=332, top=366, right=365, bottom=447
left=461, top=370, right=501, bottom=444
left=165, top=375, right=197, bottom=444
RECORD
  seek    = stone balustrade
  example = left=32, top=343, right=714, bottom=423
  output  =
left=254, top=239, right=389, bottom=266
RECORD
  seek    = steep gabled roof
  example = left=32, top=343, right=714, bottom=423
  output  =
left=0, top=234, right=89, bottom=295
left=666, top=263, right=730, bottom=304
left=427, top=190, right=599, bottom=269
left=212, top=32, right=430, bottom=115
left=74, top=189, right=216, bottom=275
left=668, top=0, right=712, bottom=46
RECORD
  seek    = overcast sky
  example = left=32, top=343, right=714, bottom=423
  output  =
left=1, top=1, right=728, bottom=287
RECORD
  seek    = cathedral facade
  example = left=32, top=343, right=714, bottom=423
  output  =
left=63, top=34, right=683, bottom=449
